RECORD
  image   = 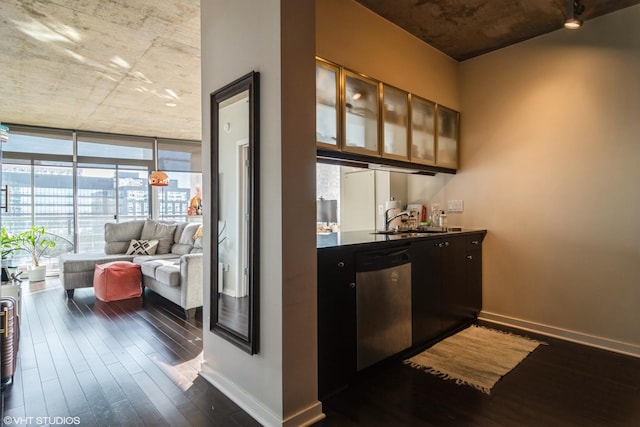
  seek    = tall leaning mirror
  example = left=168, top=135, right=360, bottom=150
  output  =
left=211, top=71, right=259, bottom=354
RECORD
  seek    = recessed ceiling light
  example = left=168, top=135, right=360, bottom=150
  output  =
left=165, top=102, right=177, bottom=107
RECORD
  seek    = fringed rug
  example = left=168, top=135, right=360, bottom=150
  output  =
left=405, top=325, right=544, bottom=394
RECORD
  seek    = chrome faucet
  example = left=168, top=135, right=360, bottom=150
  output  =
left=385, top=209, right=412, bottom=231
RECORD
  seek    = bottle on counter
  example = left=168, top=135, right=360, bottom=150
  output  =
left=438, top=210, right=448, bottom=230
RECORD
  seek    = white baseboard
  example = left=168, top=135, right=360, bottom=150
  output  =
left=283, top=403, right=325, bottom=427
left=479, top=311, right=640, bottom=359
left=199, top=366, right=325, bottom=427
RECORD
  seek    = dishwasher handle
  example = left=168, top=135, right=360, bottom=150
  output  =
left=356, top=247, right=411, bottom=272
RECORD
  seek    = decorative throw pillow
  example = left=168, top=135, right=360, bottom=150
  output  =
left=126, top=239, right=159, bottom=256
left=193, top=225, right=203, bottom=239
left=140, top=220, right=177, bottom=254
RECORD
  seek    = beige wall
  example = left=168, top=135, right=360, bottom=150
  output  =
left=316, top=0, right=460, bottom=109
left=456, top=6, right=640, bottom=351
left=201, top=1, right=322, bottom=426
left=318, top=0, right=640, bottom=354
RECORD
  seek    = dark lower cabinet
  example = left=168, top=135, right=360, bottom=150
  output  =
left=466, top=235, right=483, bottom=318
left=317, top=246, right=357, bottom=399
left=318, top=231, right=485, bottom=398
left=411, top=232, right=485, bottom=345
left=440, top=235, right=469, bottom=332
left=410, top=240, right=443, bottom=345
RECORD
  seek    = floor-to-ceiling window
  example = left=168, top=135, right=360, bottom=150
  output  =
left=1, top=125, right=202, bottom=274
left=157, top=139, right=203, bottom=222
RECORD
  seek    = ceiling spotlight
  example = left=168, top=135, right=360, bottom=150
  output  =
left=564, top=0, right=585, bottom=29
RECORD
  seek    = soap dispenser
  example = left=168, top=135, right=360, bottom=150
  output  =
left=438, top=210, right=448, bottom=231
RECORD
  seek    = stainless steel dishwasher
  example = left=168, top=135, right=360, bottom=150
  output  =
left=355, top=246, right=412, bottom=371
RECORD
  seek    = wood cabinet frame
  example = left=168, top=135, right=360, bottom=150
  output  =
left=316, top=58, right=342, bottom=151
left=315, top=56, right=460, bottom=173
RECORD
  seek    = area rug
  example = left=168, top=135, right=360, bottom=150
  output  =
left=405, top=325, right=544, bottom=394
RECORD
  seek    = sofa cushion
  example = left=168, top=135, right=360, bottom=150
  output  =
left=139, top=258, right=181, bottom=286
left=141, top=220, right=177, bottom=255
left=171, top=223, right=201, bottom=255
left=60, top=253, right=136, bottom=273
left=191, top=237, right=203, bottom=254
left=126, top=239, right=159, bottom=255
left=104, top=220, right=145, bottom=254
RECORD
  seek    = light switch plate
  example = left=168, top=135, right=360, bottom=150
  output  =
left=447, top=200, right=464, bottom=212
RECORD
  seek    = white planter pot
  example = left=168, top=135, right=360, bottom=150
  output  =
left=27, top=265, right=47, bottom=282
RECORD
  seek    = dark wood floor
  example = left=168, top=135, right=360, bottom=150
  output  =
left=0, top=280, right=260, bottom=427
left=218, top=294, right=249, bottom=334
left=5, top=281, right=640, bottom=427
left=317, top=321, right=640, bottom=426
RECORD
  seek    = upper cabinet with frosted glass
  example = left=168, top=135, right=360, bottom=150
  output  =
left=316, top=60, right=340, bottom=150
left=343, top=70, right=379, bottom=156
left=410, top=95, right=436, bottom=166
left=315, top=57, right=460, bottom=173
left=382, top=84, right=409, bottom=160
left=436, top=105, right=459, bottom=169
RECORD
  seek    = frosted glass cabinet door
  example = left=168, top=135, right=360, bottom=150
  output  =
left=343, top=71, right=379, bottom=155
left=382, top=84, right=409, bottom=160
left=410, top=95, right=436, bottom=165
left=316, top=61, right=340, bottom=149
left=436, top=105, right=459, bottom=169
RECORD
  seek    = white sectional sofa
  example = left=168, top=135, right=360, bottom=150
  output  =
left=59, top=219, right=203, bottom=318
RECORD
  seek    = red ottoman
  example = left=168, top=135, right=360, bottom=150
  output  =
left=93, top=261, right=142, bottom=302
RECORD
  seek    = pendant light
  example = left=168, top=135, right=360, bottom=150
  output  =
left=149, top=170, right=169, bottom=186
left=149, top=137, right=169, bottom=186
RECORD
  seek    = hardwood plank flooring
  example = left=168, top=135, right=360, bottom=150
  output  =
left=317, top=321, right=640, bottom=427
left=1, top=279, right=260, bottom=427
left=5, top=279, right=640, bottom=426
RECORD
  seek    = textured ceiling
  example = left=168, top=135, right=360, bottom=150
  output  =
left=1, top=0, right=638, bottom=141
left=0, top=0, right=201, bottom=140
left=355, top=0, right=640, bottom=61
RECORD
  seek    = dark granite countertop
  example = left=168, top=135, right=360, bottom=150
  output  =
left=317, top=228, right=487, bottom=249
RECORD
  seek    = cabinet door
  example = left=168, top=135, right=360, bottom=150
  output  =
left=316, top=60, right=340, bottom=149
left=411, top=240, right=443, bottom=345
left=441, top=235, right=467, bottom=332
left=382, top=84, right=409, bottom=160
left=410, top=95, right=436, bottom=165
left=465, top=234, right=483, bottom=318
left=436, top=105, right=459, bottom=169
left=318, top=247, right=357, bottom=398
left=343, top=70, right=379, bottom=155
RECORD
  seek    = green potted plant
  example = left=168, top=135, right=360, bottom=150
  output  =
left=1, top=226, right=19, bottom=282
left=14, top=225, right=56, bottom=282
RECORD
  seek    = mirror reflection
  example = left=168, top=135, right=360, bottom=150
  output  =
left=218, top=90, right=250, bottom=335
left=212, top=72, right=259, bottom=354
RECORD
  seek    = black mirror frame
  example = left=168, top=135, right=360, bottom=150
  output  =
left=210, top=71, right=259, bottom=355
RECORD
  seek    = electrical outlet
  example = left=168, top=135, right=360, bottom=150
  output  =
left=447, top=200, right=464, bottom=212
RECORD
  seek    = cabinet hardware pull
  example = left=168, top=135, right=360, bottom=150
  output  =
left=349, top=282, right=355, bottom=288
left=337, top=261, right=345, bottom=268
left=466, top=255, right=473, bottom=260
left=471, top=240, right=479, bottom=245
left=444, top=241, right=449, bottom=247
